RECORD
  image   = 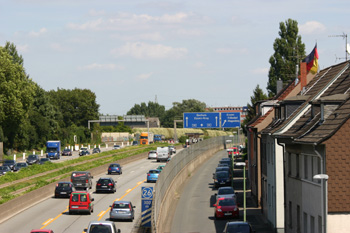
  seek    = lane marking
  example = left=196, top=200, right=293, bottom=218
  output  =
left=42, top=218, right=53, bottom=225
left=41, top=207, right=68, bottom=229
left=98, top=210, right=105, bottom=217
left=126, top=189, right=132, bottom=193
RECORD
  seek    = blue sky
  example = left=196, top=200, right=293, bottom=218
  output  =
left=1, top=0, right=349, bottom=115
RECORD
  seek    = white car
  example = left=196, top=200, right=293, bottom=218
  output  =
left=84, top=221, right=120, bottom=233
left=148, top=150, right=158, bottom=159
left=113, top=145, right=121, bottom=149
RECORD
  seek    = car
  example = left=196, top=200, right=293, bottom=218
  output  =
left=54, top=181, right=76, bottom=198
left=132, top=141, right=138, bottom=146
left=217, top=163, right=230, bottom=168
left=216, top=186, right=237, bottom=202
left=156, top=165, right=166, bottom=172
left=39, top=158, right=51, bottom=165
left=168, top=145, right=176, bottom=154
left=61, top=148, right=72, bottom=156
left=96, top=177, right=116, bottom=193
left=84, top=221, right=120, bottom=233
left=219, top=159, right=232, bottom=168
left=69, top=191, right=94, bottom=215
left=79, top=147, right=88, bottom=153
left=30, top=230, right=54, bottom=233
left=109, top=200, right=136, bottom=221
left=223, top=221, right=254, bottom=233
left=148, top=150, right=157, bottom=159
left=13, top=162, right=28, bottom=172
left=213, top=197, right=239, bottom=219
left=214, top=171, right=231, bottom=188
left=92, top=147, right=101, bottom=154
left=113, top=145, right=121, bottom=150
left=26, top=154, right=40, bottom=165
left=147, top=169, right=160, bottom=183
left=108, top=163, right=122, bottom=175
left=79, top=149, right=90, bottom=156
left=213, top=166, right=232, bottom=179
left=0, top=165, right=11, bottom=175
left=3, top=160, right=16, bottom=170
left=71, top=171, right=93, bottom=190
left=166, top=157, right=171, bottom=163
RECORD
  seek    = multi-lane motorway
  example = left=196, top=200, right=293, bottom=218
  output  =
left=0, top=147, right=166, bottom=233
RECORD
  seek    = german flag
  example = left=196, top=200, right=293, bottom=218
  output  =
left=303, top=44, right=319, bottom=74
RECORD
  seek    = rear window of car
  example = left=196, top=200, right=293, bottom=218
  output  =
left=71, top=172, right=89, bottom=180
left=98, top=179, right=111, bottom=184
left=109, top=164, right=120, bottom=167
left=72, top=193, right=87, bottom=202
left=89, top=225, right=112, bottom=233
left=58, top=183, right=71, bottom=187
left=219, top=198, right=236, bottom=206
left=218, top=188, right=234, bottom=195
left=113, top=203, right=130, bottom=208
left=149, top=170, right=159, bottom=174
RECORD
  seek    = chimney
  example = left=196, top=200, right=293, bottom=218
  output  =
left=276, top=78, right=283, bottom=95
left=299, top=62, right=307, bottom=90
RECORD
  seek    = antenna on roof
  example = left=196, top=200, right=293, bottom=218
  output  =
left=329, top=33, right=348, bottom=61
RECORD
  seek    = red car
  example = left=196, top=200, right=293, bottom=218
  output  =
left=30, top=230, right=54, bottom=233
left=213, top=197, right=239, bottom=219
left=69, top=191, right=94, bottom=215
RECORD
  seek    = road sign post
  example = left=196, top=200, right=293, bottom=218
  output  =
left=141, top=187, right=153, bottom=227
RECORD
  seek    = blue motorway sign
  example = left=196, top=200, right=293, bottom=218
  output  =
left=141, top=199, right=152, bottom=227
left=221, top=112, right=241, bottom=128
left=183, top=112, right=220, bottom=128
left=141, top=187, right=153, bottom=199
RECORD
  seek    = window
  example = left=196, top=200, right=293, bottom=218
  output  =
left=304, top=155, right=308, bottom=180
left=296, top=154, right=300, bottom=178
left=318, top=216, right=322, bottom=233
left=289, top=201, right=293, bottom=229
left=303, top=212, right=308, bottom=233
left=288, top=153, right=292, bottom=176
left=297, top=205, right=300, bottom=233
left=310, top=215, right=315, bottom=233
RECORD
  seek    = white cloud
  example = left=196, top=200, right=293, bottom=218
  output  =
left=78, top=63, right=124, bottom=71
left=17, top=44, right=29, bottom=53
left=216, top=47, right=233, bottom=54
left=111, top=42, right=187, bottom=59
left=28, top=28, right=47, bottom=37
left=251, top=67, right=269, bottom=75
left=299, top=21, right=326, bottom=35
left=136, top=72, right=153, bottom=80
left=194, top=62, right=204, bottom=68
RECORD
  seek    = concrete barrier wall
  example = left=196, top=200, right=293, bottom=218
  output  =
left=152, top=136, right=227, bottom=233
left=0, top=151, right=149, bottom=224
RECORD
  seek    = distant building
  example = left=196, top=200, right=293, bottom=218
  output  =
left=206, top=106, right=248, bottom=124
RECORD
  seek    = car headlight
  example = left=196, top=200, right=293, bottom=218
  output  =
left=217, top=208, right=222, bottom=212
left=234, top=207, right=237, bottom=211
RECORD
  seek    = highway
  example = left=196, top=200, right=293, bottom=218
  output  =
left=0, top=150, right=166, bottom=233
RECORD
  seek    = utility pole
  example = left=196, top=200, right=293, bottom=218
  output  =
left=329, top=33, right=348, bottom=61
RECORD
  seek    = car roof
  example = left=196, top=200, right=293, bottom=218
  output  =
left=72, top=191, right=89, bottom=194
left=89, top=220, right=115, bottom=225
left=226, top=221, right=251, bottom=226
left=149, top=169, right=160, bottom=172
left=113, top=200, right=131, bottom=204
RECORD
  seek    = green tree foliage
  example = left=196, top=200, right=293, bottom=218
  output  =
left=161, top=99, right=207, bottom=127
left=242, top=85, right=268, bottom=134
left=127, top=101, right=166, bottom=119
left=0, top=46, right=35, bottom=149
left=267, top=19, right=306, bottom=96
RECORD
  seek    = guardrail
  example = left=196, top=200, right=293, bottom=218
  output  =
left=152, top=136, right=229, bottom=232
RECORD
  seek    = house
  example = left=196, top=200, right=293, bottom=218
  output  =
left=263, top=61, right=350, bottom=232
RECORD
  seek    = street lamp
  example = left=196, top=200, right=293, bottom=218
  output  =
left=227, top=148, right=234, bottom=188
left=236, top=162, right=246, bottom=222
left=313, top=174, right=329, bottom=233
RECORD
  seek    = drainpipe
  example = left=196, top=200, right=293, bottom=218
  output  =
left=277, top=139, right=285, bottom=232
left=313, top=144, right=326, bottom=233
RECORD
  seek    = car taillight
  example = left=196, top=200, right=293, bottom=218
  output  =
left=86, top=179, right=88, bottom=183
left=71, top=179, right=73, bottom=182
left=108, top=183, right=113, bottom=186
left=56, top=184, right=58, bottom=187
left=97, top=183, right=101, bottom=186
left=147, top=173, right=150, bottom=176
left=108, top=168, right=111, bottom=170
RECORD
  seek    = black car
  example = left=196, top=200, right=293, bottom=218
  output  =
left=39, top=158, right=51, bottom=165
left=223, top=221, right=254, bottom=233
left=96, top=177, right=116, bottom=193
left=92, top=148, right=101, bottom=154
left=213, top=166, right=232, bottom=179
left=13, top=162, right=28, bottom=172
left=54, top=181, right=76, bottom=198
left=26, top=154, right=40, bottom=165
left=219, top=159, right=232, bottom=168
left=3, top=160, right=16, bottom=170
left=214, top=171, right=231, bottom=188
left=62, top=148, right=72, bottom=156
left=80, top=150, right=90, bottom=156
left=0, top=165, right=11, bottom=175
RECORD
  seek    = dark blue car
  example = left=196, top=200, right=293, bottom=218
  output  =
left=214, top=171, right=231, bottom=188
left=108, top=163, right=122, bottom=175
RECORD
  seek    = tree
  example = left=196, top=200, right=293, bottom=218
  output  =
left=267, top=19, right=306, bottom=96
left=127, top=101, right=166, bottom=119
left=161, top=99, right=207, bottom=127
left=242, top=85, right=268, bottom=132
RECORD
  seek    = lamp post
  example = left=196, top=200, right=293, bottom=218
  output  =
left=227, top=148, right=234, bottom=188
left=313, top=174, right=329, bottom=233
left=236, top=162, right=246, bottom=222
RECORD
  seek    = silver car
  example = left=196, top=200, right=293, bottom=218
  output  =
left=215, top=186, right=237, bottom=202
left=148, top=150, right=157, bottom=159
left=109, top=201, right=135, bottom=221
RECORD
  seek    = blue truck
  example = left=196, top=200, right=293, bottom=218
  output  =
left=46, top=140, right=61, bottom=160
left=154, top=134, right=164, bottom=143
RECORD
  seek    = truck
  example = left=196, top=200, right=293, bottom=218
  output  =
left=156, top=146, right=171, bottom=162
left=139, top=132, right=154, bottom=145
left=154, top=134, right=164, bottom=143
left=46, top=140, right=61, bottom=160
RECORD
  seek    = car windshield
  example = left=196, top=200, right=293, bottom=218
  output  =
left=89, top=225, right=112, bottom=233
left=218, top=198, right=236, bottom=206
left=113, top=203, right=130, bottom=208
left=216, top=172, right=229, bottom=178
left=4, top=161, right=15, bottom=165
left=16, top=163, right=27, bottom=167
left=28, top=155, right=37, bottom=159
left=218, top=188, right=234, bottom=195
left=0, top=166, right=9, bottom=170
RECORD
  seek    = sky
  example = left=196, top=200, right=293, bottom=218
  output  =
left=1, top=0, right=350, bottom=116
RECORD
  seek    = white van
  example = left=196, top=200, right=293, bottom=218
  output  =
left=156, top=147, right=171, bottom=162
